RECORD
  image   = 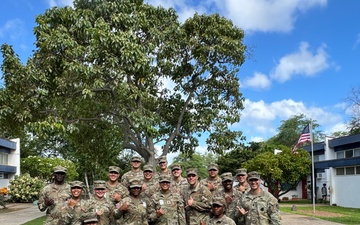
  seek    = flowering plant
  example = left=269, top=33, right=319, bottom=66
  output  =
left=8, top=174, right=45, bottom=203
left=0, top=187, right=8, bottom=208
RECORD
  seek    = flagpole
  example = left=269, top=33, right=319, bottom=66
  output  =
left=310, top=121, right=316, bottom=213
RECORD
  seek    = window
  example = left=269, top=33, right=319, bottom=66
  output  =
left=346, top=167, right=355, bottom=175
left=354, top=149, right=360, bottom=157
left=0, top=153, right=8, bottom=165
left=345, top=150, right=354, bottom=158
left=336, top=168, right=345, bottom=175
left=336, top=151, right=344, bottom=159
left=356, top=166, right=360, bottom=174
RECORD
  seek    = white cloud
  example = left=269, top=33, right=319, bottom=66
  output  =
left=241, top=72, right=271, bottom=89
left=270, top=42, right=330, bottom=82
left=46, top=0, right=73, bottom=8
left=220, top=0, right=327, bottom=33
left=0, top=19, right=24, bottom=40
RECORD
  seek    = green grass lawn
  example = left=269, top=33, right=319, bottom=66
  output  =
left=22, top=216, right=45, bottom=225
left=281, top=202, right=360, bottom=225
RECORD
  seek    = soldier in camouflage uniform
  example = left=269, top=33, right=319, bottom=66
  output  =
left=233, top=168, right=250, bottom=194
left=156, top=156, right=172, bottom=178
left=86, top=180, right=116, bottom=225
left=214, top=172, right=243, bottom=225
left=183, top=168, right=212, bottom=225
left=201, top=197, right=236, bottom=225
left=236, top=172, right=281, bottom=225
left=121, top=156, right=144, bottom=188
left=200, top=163, right=222, bottom=195
left=114, top=178, right=149, bottom=225
left=38, top=165, right=71, bottom=225
left=59, top=181, right=90, bottom=225
left=106, top=166, right=129, bottom=204
left=170, top=164, right=188, bottom=196
left=141, top=164, right=159, bottom=199
left=148, top=174, right=186, bottom=225
left=82, top=214, right=99, bottom=225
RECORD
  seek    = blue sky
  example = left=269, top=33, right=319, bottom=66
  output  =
left=1, top=0, right=360, bottom=155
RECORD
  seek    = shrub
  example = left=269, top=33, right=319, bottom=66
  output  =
left=8, top=174, right=45, bottom=203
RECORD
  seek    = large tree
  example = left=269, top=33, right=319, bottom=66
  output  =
left=0, top=0, right=246, bottom=165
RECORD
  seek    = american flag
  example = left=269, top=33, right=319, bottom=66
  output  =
left=292, top=125, right=312, bottom=153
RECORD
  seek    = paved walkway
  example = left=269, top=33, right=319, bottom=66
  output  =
left=0, top=203, right=344, bottom=225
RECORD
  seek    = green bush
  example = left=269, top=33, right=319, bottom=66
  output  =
left=8, top=174, right=45, bottom=203
left=21, top=156, right=78, bottom=181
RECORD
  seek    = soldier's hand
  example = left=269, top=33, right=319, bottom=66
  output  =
left=224, top=194, right=233, bottom=204
left=200, top=219, right=207, bottom=225
left=187, top=196, right=194, bottom=206
left=142, top=183, right=147, bottom=190
left=118, top=202, right=128, bottom=211
left=113, top=193, right=121, bottom=202
left=68, top=198, right=78, bottom=208
left=44, top=197, right=54, bottom=206
left=207, top=182, right=215, bottom=191
left=96, top=209, right=103, bottom=215
left=236, top=206, right=248, bottom=215
left=156, top=207, right=165, bottom=217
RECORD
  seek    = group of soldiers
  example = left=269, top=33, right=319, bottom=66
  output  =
left=37, top=155, right=281, bottom=225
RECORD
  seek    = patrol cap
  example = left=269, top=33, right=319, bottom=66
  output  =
left=171, top=163, right=182, bottom=171
left=143, top=164, right=154, bottom=172
left=212, top=196, right=226, bottom=207
left=207, top=163, right=219, bottom=171
left=159, top=174, right=172, bottom=183
left=236, top=168, right=247, bottom=176
left=109, top=166, right=120, bottom=173
left=70, top=180, right=84, bottom=189
left=129, top=178, right=142, bottom=188
left=247, top=171, right=261, bottom=180
left=131, top=156, right=142, bottom=162
left=158, top=156, right=167, bottom=164
left=54, top=165, right=67, bottom=174
left=186, top=168, right=198, bottom=176
left=221, top=172, right=233, bottom=182
left=93, top=180, right=106, bottom=189
left=84, top=217, right=98, bottom=224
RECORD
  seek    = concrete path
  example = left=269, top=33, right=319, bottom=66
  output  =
left=0, top=203, right=45, bottom=225
left=0, top=203, right=344, bottom=225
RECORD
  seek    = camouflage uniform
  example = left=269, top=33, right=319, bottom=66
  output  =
left=233, top=183, right=250, bottom=194
left=122, top=156, right=144, bottom=187
left=213, top=173, right=243, bottom=225
left=234, top=168, right=250, bottom=194
left=38, top=166, right=71, bottom=225
left=148, top=174, right=186, bottom=225
left=141, top=164, right=160, bottom=199
left=105, top=181, right=129, bottom=204
left=200, top=163, right=222, bottom=195
left=183, top=169, right=212, bottom=225
left=86, top=180, right=116, bottom=225
left=171, top=177, right=188, bottom=196
left=202, top=214, right=236, bottom=225
left=114, top=179, right=149, bottom=225
left=237, top=172, right=281, bottom=225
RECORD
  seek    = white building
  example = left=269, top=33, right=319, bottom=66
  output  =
left=0, top=138, right=20, bottom=188
left=281, top=134, right=360, bottom=208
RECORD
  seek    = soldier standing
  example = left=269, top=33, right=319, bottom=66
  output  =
left=141, top=164, right=159, bottom=199
left=236, top=172, right=281, bottom=225
left=114, top=178, right=148, bottom=225
left=157, top=156, right=171, bottom=177
left=121, top=156, right=143, bottom=187
left=234, top=168, right=250, bottom=194
left=170, top=163, right=188, bottom=195
left=214, top=172, right=242, bottom=224
left=38, top=165, right=71, bottom=225
left=183, top=168, right=212, bottom=225
left=200, top=163, right=222, bottom=195
left=148, top=174, right=186, bottom=225
left=201, top=197, right=236, bottom=225
left=106, top=166, right=129, bottom=204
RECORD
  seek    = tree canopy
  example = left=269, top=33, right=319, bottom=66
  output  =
left=0, top=0, right=246, bottom=166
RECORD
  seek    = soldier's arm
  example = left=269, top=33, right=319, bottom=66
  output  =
left=268, top=197, right=281, bottom=225
left=188, top=189, right=211, bottom=212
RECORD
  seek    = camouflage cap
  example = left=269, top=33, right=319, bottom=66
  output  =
left=83, top=213, right=98, bottom=224
left=131, top=156, right=142, bottom=162
left=158, top=155, right=167, bottom=164
left=84, top=218, right=98, bottom=224
left=186, top=168, right=198, bottom=176
left=159, top=174, right=172, bottom=183
left=143, top=164, right=154, bottom=172
left=220, top=172, right=233, bottom=182
left=54, top=165, right=67, bottom=173
left=109, top=166, right=120, bottom=173
left=236, top=168, right=247, bottom=176
left=129, top=178, right=142, bottom=188
left=93, top=180, right=106, bottom=189
left=212, top=196, right=226, bottom=207
left=247, top=171, right=261, bottom=180
left=171, top=163, right=182, bottom=171
left=207, top=163, right=219, bottom=171
left=70, top=180, right=84, bottom=189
